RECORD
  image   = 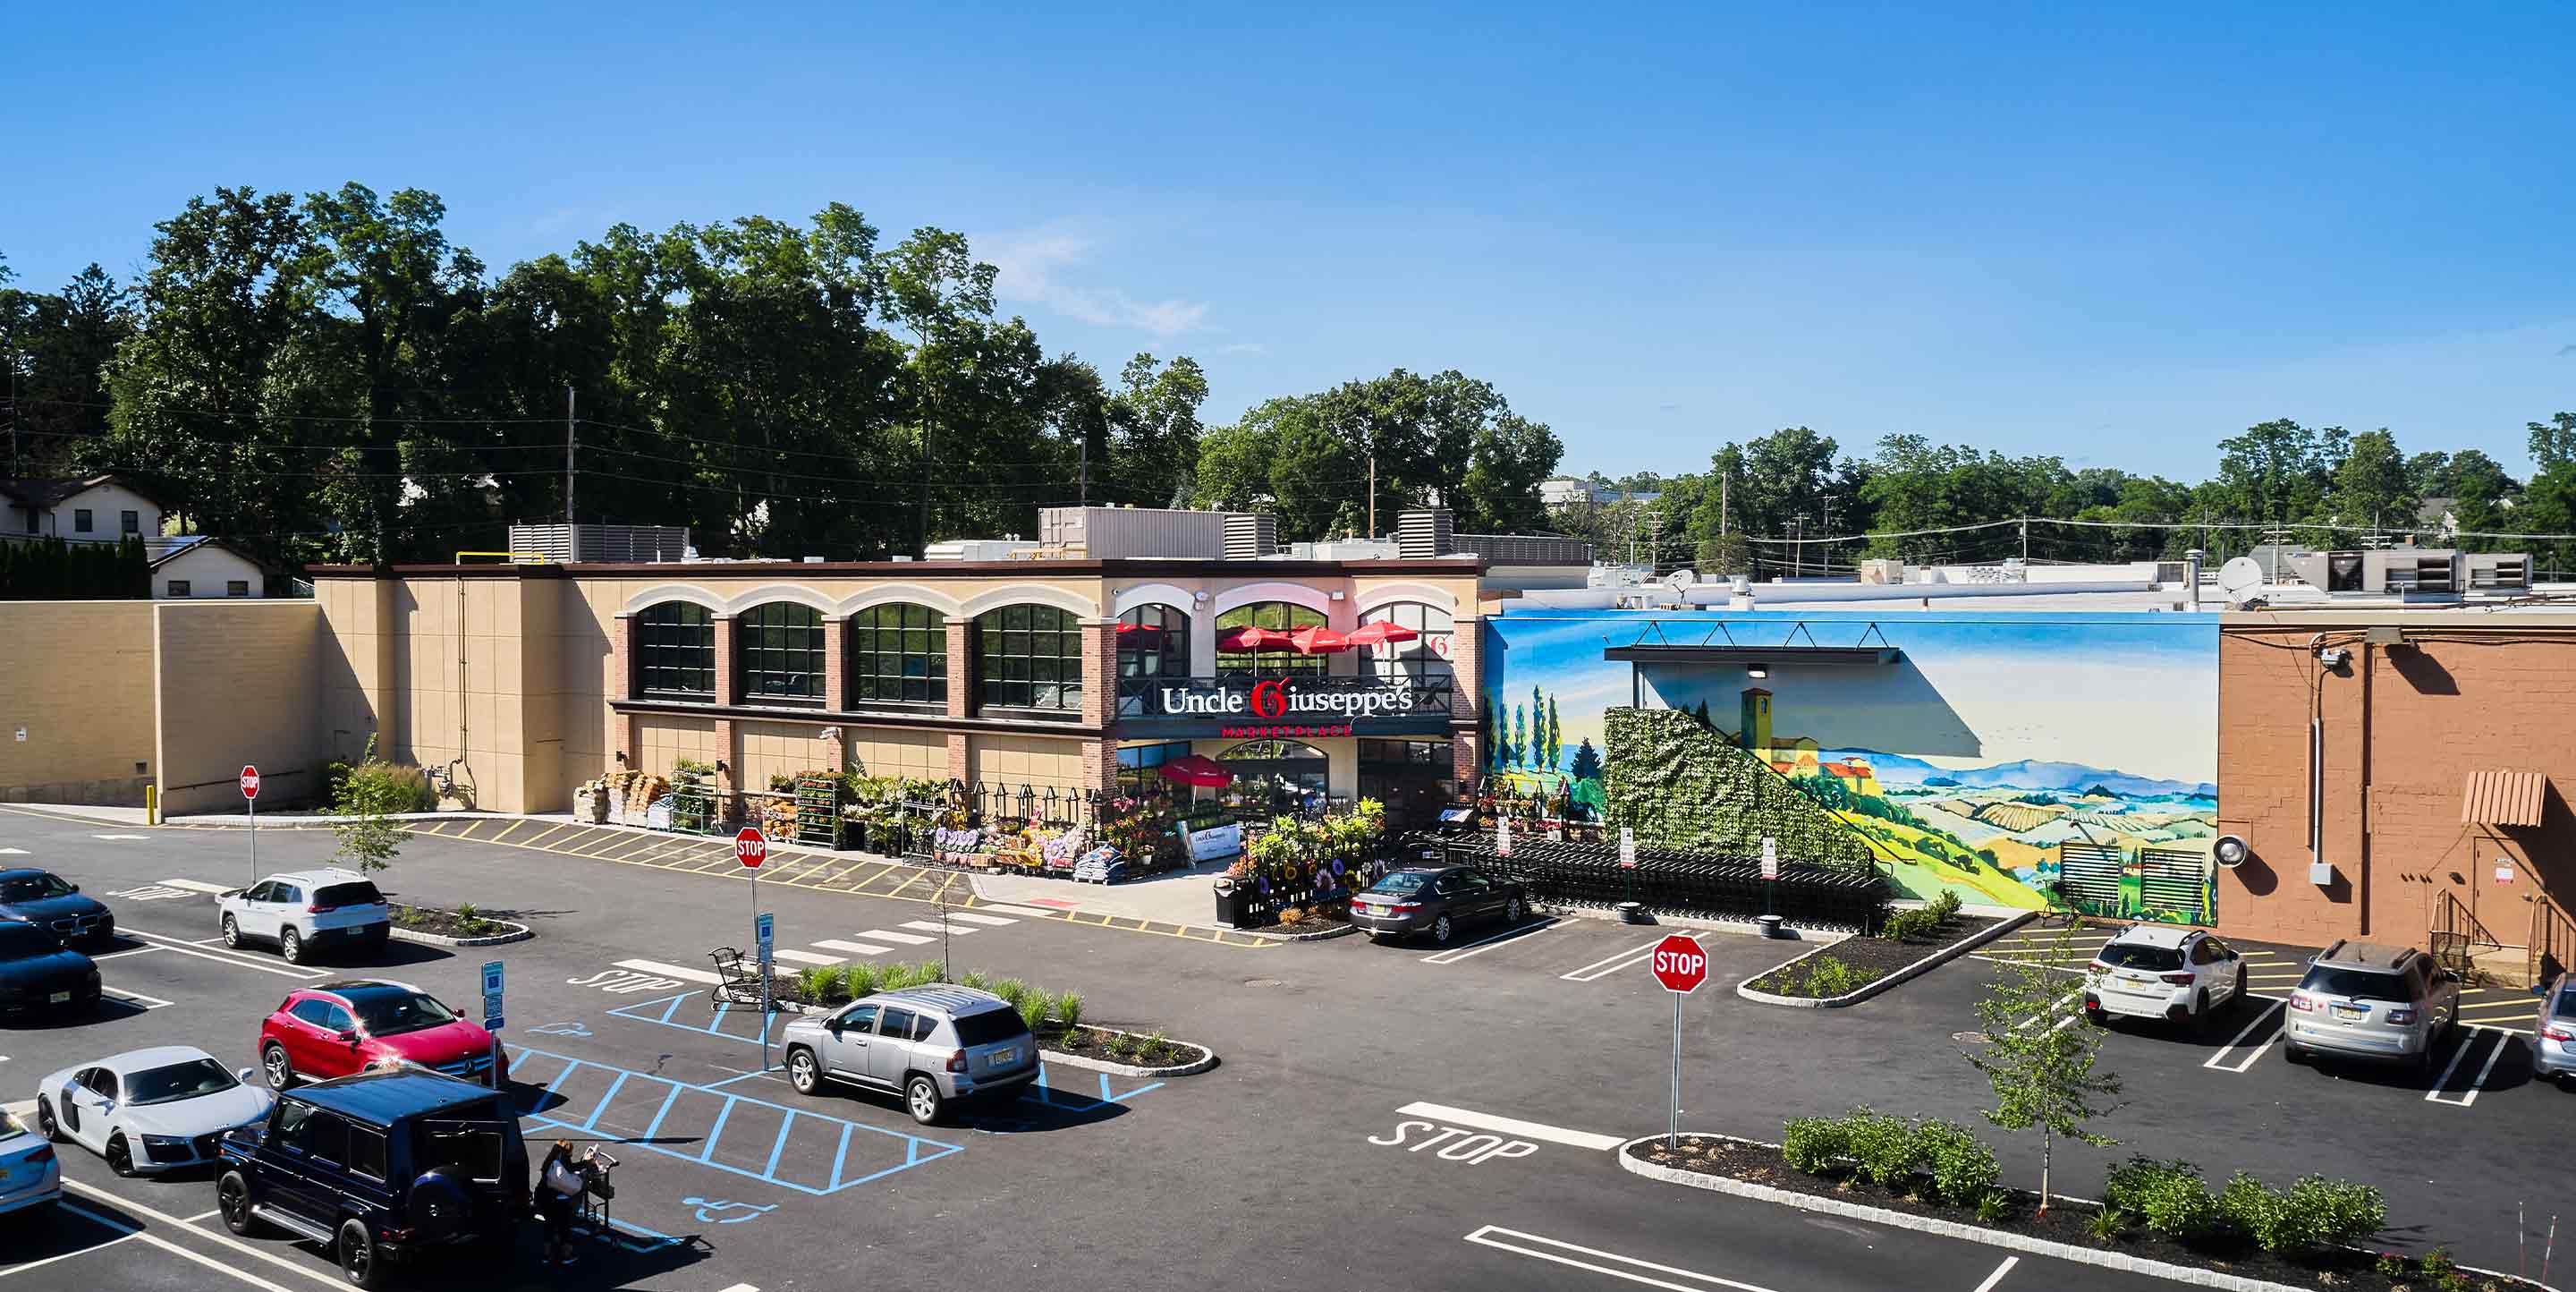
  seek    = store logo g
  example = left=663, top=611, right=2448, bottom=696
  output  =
left=1250, top=679, right=1287, bottom=718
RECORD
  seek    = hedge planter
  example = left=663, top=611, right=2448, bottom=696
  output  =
left=388, top=904, right=531, bottom=948
left=1621, top=1132, right=2538, bottom=1292
left=1040, top=1024, right=1218, bottom=1077
left=1740, top=910, right=2034, bottom=1007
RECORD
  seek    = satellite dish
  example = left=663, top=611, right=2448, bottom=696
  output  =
left=2216, top=557, right=2265, bottom=605
left=1664, top=569, right=1696, bottom=593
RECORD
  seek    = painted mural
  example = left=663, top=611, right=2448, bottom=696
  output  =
left=1480, top=610, right=2221, bottom=919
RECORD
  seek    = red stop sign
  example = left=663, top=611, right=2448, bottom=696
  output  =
left=1648, top=933, right=1707, bottom=993
left=240, top=765, right=261, bottom=801
left=734, top=827, right=768, bottom=870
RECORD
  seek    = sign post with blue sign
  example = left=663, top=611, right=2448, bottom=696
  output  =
left=754, top=911, right=775, bottom=1069
left=480, top=959, right=504, bottom=1088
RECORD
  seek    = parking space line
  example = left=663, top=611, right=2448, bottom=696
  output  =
left=900, top=920, right=978, bottom=935
left=155, top=879, right=233, bottom=894
left=123, top=929, right=320, bottom=979
left=2201, top=1003, right=2284, bottom=1073
left=0, top=1209, right=144, bottom=1279
left=60, top=1183, right=325, bottom=1291
left=1396, top=1101, right=1623, bottom=1151
left=1562, top=932, right=1703, bottom=982
left=771, top=949, right=844, bottom=965
left=2426, top=1030, right=2510, bottom=1107
left=1463, top=1226, right=1780, bottom=1292
left=946, top=912, right=1018, bottom=927
left=814, top=939, right=894, bottom=956
left=2012, top=990, right=2083, bottom=1032
left=89, top=945, right=165, bottom=961
left=1970, top=1255, right=2019, bottom=1292
left=613, top=957, right=726, bottom=985
left=1423, top=919, right=1557, bottom=964
left=865, top=928, right=936, bottom=944
left=103, top=985, right=174, bottom=1010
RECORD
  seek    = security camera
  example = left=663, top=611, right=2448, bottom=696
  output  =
left=2316, top=647, right=2351, bottom=667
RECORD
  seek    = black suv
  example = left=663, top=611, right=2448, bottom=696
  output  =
left=0, top=917, right=99, bottom=1017
left=216, top=1069, right=530, bottom=1288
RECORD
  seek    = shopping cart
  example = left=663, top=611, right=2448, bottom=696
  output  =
left=574, top=1144, right=619, bottom=1242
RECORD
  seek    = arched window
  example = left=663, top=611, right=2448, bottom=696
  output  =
left=1216, top=600, right=1327, bottom=676
left=1360, top=601, right=1455, bottom=685
left=1215, top=738, right=1331, bottom=816
left=739, top=602, right=825, bottom=704
left=976, top=603, right=1083, bottom=712
left=636, top=601, right=716, bottom=698
left=1117, top=604, right=1190, bottom=677
left=848, top=604, right=946, bottom=707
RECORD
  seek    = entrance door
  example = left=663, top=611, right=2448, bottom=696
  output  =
left=1359, top=739, right=1453, bottom=830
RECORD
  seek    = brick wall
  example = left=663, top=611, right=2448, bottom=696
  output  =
left=822, top=616, right=847, bottom=713
left=945, top=620, right=971, bottom=718
left=1080, top=620, right=1114, bottom=728
left=2217, top=622, right=2576, bottom=951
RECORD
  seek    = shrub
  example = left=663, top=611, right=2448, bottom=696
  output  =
left=957, top=970, right=990, bottom=992
left=841, top=963, right=880, bottom=998
left=1801, top=956, right=1879, bottom=998
left=1841, top=1108, right=1921, bottom=1189
left=2089, top=1206, right=2129, bottom=1243
left=2418, top=1247, right=2471, bottom=1292
left=1928, top=890, right=1963, bottom=922
left=2218, top=1173, right=2305, bottom=1254
left=1974, top=1190, right=2012, bottom=1224
left=1782, top=1116, right=1852, bottom=1175
left=1880, top=906, right=1937, bottom=941
left=1016, top=991, right=1052, bottom=1034
left=1053, top=990, right=1083, bottom=1033
left=2105, top=1157, right=2218, bottom=1242
left=1918, top=1119, right=2001, bottom=1207
left=2286, top=1175, right=2386, bottom=1246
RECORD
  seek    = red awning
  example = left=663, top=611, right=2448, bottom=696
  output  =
left=1158, top=754, right=1233, bottom=788
left=1286, top=625, right=1351, bottom=654
left=1344, top=620, right=1420, bottom=648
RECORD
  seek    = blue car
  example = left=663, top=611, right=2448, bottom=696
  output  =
left=0, top=918, right=99, bottom=1018
left=0, top=868, right=114, bottom=947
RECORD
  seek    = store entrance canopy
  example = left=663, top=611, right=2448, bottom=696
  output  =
left=2462, top=769, right=2547, bottom=828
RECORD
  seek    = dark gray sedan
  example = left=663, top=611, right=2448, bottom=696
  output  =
left=1350, top=866, right=1527, bottom=946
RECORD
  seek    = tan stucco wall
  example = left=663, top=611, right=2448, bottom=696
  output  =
left=0, top=601, right=158, bottom=803
left=848, top=729, right=945, bottom=781
left=970, top=732, right=1088, bottom=788
left=153, top=600, right=325, bottom=814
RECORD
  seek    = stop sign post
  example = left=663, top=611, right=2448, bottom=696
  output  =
left=241, top=764, right=260, bottom=884
left=736, top=827, right=772, bottom=1069
left=1649, top=932, right=1707, bottom=1149
left=734, top=827, right=768, bottom=870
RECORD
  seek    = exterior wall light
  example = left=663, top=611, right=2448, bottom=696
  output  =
left=1746, top=663, right=1769, bottom=678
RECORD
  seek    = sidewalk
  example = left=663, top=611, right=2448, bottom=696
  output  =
left=970, top=858, right=1229, bottom=927
left=2, top=803, right=155, bottom=825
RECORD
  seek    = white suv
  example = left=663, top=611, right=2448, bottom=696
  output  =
left=2083, top=924, right=2246, bottom=1031
left=217, top=869, right=392, bottom=965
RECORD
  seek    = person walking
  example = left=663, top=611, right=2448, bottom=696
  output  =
left=537, top=1140, right=585, bottom=1266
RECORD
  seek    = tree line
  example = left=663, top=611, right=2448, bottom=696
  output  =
left=1547, top=417, right=2576, bottom=576
left=1, top=184, right=1567, bottom=566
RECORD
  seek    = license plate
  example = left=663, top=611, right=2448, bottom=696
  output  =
left=47, top=991, right=69, bottom=1004
left=2119, top=972, right=2153, bottom=984
left=2331, top=1004, right=2368, bottom=1022
left=989, top=1049, right=1016, bottom=1066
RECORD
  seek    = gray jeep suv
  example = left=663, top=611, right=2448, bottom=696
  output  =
left=779, top=985, right=1038, bottom=1125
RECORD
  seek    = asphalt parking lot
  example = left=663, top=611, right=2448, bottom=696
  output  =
left=4, top=805, right=2569, bottom=1290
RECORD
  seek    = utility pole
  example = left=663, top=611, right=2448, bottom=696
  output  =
left=1367, top=452, right=1377, bottom=539
left=2021, top=517, right=2029, bottom=563
left=564, top=386, right=579, bottom=563
left=1079, top=437, right=1089, bottom=506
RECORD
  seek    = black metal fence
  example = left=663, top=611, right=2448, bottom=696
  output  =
left=1444, top=837, right=1890, bottom=931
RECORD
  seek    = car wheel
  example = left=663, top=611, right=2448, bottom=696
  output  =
left=34, top=1099, right=61, bottom=1143
left=787, top=1048, right=822, bottom=1095
left=262, top=1041, right=295, bottom=1090
left=1505, top=897, right=1525, bottom=922
left=2191, top=990, right=2212, bottom=1034
left=2283, top=1041, right=2307, bottom=1065
left=106, top=1135, right=136, bottom=1177
left=279, top=929, right=305, bottom=965
left=222, top=914, right=242, bottom=949
left=904, top=1075, right=944, bottom=1126
left=336, top=1218, right=385, bottom=1289
left=218, top=1171, right=266, bottom=1237
left=1429, top=914, right=1453, bottom=946
left=2083, top=1006, right=2108, bottom=1026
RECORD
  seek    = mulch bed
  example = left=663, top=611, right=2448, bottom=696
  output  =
left=1749, top=915, right=2002, bottom=997
left=390, top=904, right=519, bottom=939
left=1042, top=1024, right=1205, bottom=1069
left=1629, top=1135, right=2534, bottom=1292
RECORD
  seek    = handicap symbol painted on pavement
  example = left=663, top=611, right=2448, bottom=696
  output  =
left=527, top=1022, right=593, bottom=1038
left=681, top=1198, right=776, bottom=1225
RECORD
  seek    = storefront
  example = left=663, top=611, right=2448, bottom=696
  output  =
left=1113, top=665, right=1465, bottom=827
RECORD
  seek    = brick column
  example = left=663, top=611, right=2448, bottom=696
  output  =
left=715, top=718, right=740, bottom=823
left=612, top=613, right=640, bottom=770
left=945, top=617, right=972, bottom=718
left=822, top=616, right=848, bottom=712
left=1081, top=739, right=1120, bottom=794
left=947, top=732, right=970, bottom=784
left=1450, top=613, right=1484, bottom=789
left=1079, top=619, right=1115, bottom=730
left=713, top=615, right=739, bottom=707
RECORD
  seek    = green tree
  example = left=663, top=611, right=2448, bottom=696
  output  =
left=1545, top=695, right=1563, bottom=770
left=2318, top=428, right=2415, bottom=544
left=331, top=740, right=415, bottom=873
left=1106, top=353, right=1209, bottom=507
left=2521, top=414, right=2576, bottom=578
left=1568, top=738, right=1603, bottom=784
left=1962, top=921, right=2121, bottom=1213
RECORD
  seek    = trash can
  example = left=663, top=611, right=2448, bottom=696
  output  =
left=1756, top=914, right=1786, bottom=939
left=1214, top=877, right=1243, bottom=928
left=1616, top=900, right=1650, bottom=925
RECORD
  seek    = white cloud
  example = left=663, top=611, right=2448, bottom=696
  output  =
left=975, top=226, right=1209, bottom=337
left=1213, top=342, right=1267, bottom=355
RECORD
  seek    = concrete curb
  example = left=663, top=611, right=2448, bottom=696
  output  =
left=1737, top=911, right=2037, bottom=1008
left=1616, top=1134, right=2552, bottom=1292
left=1229, top=921, right=1358, bottom=943
left=768, top=1003, right=1216, bottom=1076
left=165, top=812, right=514, bottom=829
left=389, top=918, right=532, bottom=948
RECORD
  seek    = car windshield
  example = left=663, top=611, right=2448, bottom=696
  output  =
left=0, top=922, right=59, bottom=959
left=1371, top=872, right=1433, bottom=896
left=342, top=989, right=458, bottom=1035
left=315, top=881, right=384, bottom=907
left=2097, top=944, right=2184, bottom=971
left=127, top=1058, right=238, bottom=1105
left=2299, top=966, right=2413, bottom=1002
left=0, top=873, right=72, bottom=902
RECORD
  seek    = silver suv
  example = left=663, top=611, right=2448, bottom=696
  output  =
left=2284, top=940, right=2461, bottom=1072
left=779, top=986, right=1038, bottom=1125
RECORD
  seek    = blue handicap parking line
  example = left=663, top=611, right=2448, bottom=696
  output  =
left=605, top=990, right=783, bottom=1046
left=504, top=1043, right=962, bottom=1196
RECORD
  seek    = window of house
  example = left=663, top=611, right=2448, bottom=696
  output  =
left=1116, top=604, right=1190, bottom=677
left=226, top=580, right=250, bottom=597
left=637, top=602, right=716, bottom=698
left=1359, top=601, right=1455, bottom=685
left=166, top=580, right=191, bottom=598
left=73, top=508, right=93, bottom=533
left=1215, top=600, right=1327, bottom=676
left=975, top=603, right=1083, bottom=711
left=121, top=510, right=140, bottom=534
left=740, top=602, right=826, bottom=704
left=847, top=603, right=946, bottom=707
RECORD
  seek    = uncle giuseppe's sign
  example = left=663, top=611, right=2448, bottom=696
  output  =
left=1140, top=676, right=1432, bottom=736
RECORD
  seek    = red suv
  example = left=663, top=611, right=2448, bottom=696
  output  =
left=257, top=981, right=505, bottom=1092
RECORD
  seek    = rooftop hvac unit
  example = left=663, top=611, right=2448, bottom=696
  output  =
left=1223, top=513, right=1278, bottom=560
left=1395, top=508, right=1454, bottom=558
left=507, top=523, right=691, bottom=563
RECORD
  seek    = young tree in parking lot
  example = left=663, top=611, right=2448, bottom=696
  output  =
left=330, top=738, right=414, bottom=874
left=1962, top=920, right=2121, bottom=1214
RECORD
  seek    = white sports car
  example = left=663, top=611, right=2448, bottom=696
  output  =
left=35, top=1045, right=273, bottom=1176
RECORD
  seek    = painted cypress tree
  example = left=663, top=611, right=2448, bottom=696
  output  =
left=1546, top=696, right=1563, bottom=770
left=1510, top=703, right=1526, bottom=769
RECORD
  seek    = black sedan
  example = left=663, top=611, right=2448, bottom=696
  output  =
left=0, top=868, right=114, bottom=947
left=0, top=918, right=100, bottom=1019
left=1350, top=866, right=1528, bottom=945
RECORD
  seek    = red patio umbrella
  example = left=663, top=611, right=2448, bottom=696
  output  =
left=1216, top=625, right=1292, bottom=651
left=1343, top=620, right=1420, bottom=648
left=1114, top=622, right=1165, bottom=640
left=1157, top=754, right=1233, bottom=787
left=1286, top=625, right=1351, bottom=654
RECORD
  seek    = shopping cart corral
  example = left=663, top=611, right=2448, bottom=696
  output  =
left=1444, top=837, right=1890, bottom=931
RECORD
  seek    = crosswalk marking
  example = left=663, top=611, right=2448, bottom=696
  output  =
left=901, top=920, right=978, bottom=935
left=157, top=878, right=235, bottom=894
left=860, top=929, right=936, bottom=946
left=614, top=957, right=726, bottom=985
left=813, top=939, right=895, bottom=956
left=770, top=949, right=845, bottom=966
left=945, top=912, right=1019, bottom=927
left=974, top=903, right=1053, bottom=917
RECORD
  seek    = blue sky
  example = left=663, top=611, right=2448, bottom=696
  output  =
left=6, top=3, right=2572, bottom=479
